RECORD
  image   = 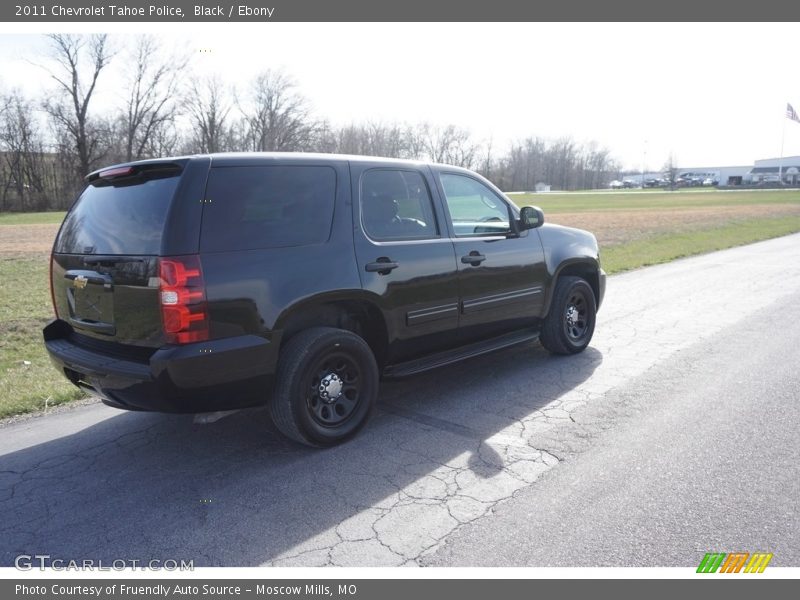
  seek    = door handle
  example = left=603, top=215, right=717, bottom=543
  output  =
left=365, top=258, right=399, bottom=274
left=461, top=252, right=486, bottom=266
left=64, top=270, right=114, bottom=289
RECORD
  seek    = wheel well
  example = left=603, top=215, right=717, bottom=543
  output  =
left=556, top=263, right=600, bottom=305
left=278, top=301, right=389, bottom=368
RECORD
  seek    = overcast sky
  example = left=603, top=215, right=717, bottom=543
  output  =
left=0, top=22, right=798, bottom=171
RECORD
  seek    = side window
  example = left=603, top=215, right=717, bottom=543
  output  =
left=360, top=169, right=438, bottom=241
left=439, top=173, right=512, bottom=237
left=200, top=165, right=336, bottom=252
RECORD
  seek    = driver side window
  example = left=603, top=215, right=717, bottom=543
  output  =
left=439, top=173, right=512, bottom=237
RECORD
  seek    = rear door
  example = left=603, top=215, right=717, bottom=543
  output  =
left=51, top=160, right=196, bottom=348
left=352, top=164, right=460, bottom=362
left=433, top=170, right=548, bottom=343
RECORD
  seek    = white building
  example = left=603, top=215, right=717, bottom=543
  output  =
left=747, top=156, right=800, bottom=185
left=717, top=166, right=752, bottom=186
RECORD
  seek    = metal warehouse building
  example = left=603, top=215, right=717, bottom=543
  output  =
left=678, top=156, right=800, bottom=187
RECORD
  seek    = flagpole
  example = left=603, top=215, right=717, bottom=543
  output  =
left=779, top=111, right=786, bottom=185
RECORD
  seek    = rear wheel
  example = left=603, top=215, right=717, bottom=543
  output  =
left=270, top=327, right=379, bottom=447
left=540, top=276, right=596, bottom=355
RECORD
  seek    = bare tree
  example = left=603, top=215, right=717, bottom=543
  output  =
left=0, top=90, right=52, bottom=211
left=324, top=121, right=409, bottom=157
left=663, top=152, right=679, bottom=190
left=486, top=135, right=618, bottom=192
left=143, top=119, right=182, bottom=157
left=480, top=137, right=494, bottom=179
left=239, top=70, right=318, bottom=152
left=41, top=34, right=113, bottom=186
left=411, top=123, right=478, bottom=168
left=121, top=36, right=187, bottom=161
left=184, top=76, right=232, bottom=153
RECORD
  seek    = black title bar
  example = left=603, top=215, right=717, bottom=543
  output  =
left=3, top=0, right=800, bottom=22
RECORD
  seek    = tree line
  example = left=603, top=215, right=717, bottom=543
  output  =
left=0, top=34, right=621, bottom=212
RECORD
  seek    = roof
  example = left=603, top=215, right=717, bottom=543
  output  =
left=86, top=151, right=461, bottom=179
left=207, top=151, right=430, bottom=166
left=749, top=166, right=800, bottom=173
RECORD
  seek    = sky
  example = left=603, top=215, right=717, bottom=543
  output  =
left=0, top=22, right=799, bottom=171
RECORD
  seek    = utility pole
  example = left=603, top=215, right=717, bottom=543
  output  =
left=641, top=139, right=648, bottom=188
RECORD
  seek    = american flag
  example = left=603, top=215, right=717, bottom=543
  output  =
left=787, top=103, right=800, bottom=124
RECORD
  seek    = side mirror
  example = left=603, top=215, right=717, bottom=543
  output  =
left=519, top=205, right=544, bottom=230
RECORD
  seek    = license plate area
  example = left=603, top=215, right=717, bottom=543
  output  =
left=65, top=270, right=116, bottom=335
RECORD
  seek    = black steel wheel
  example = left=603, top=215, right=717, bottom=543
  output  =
left=563, top=288, right=590, bottom=342
left=306, top=351, right=363, bottom=428
left=270, top=327, right=379, bottom=447
left=540, top=276, right=596, bottom=355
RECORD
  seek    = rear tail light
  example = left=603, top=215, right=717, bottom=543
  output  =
left=158, top=255, right=209, bottom=344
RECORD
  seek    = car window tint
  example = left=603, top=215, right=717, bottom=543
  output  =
left=201, top=166, right=336, bottom=252
left=55, top=169, right=180, bottom=255
left=361, top=169, right=438, bottom=241
left=439, top=173, right=511, bottom=237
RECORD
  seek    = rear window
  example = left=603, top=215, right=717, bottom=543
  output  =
left=200, top=166, right=336, bottom=253
left=55, top=168, right=181, bottom=255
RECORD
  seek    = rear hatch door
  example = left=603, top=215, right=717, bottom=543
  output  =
left=51, top=161, right=189, bottom=349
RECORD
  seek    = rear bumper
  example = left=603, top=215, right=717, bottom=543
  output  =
left=43, top=320, right=277, bottom=413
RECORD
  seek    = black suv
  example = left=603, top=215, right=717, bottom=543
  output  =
left=44, top=153, right=605, bottom=446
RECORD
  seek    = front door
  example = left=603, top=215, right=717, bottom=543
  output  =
left=434, top=170, right=548, bottom=343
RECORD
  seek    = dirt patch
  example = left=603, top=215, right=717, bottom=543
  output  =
left=0, top=223, right=60, bottom=254
left=548, top=204, right=800, bottom=247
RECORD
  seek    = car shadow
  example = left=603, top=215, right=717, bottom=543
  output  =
left=0, top=342, right=601, bottom=566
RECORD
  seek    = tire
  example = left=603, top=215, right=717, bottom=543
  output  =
left=270, top=327, right=379, bottom=447
left=540, top=276, right=597, bottom=355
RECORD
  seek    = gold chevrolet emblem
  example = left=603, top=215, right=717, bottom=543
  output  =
left=73, top=275, right=89, bottom=289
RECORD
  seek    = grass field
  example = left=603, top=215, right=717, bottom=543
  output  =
left=0, top=211, right=66, bottom=225
left=599, top=215, right=800, bottom=273
left=1, top=188, right=799, bottom=418
left=0, top=255, right=85, bottom=419
left=511, top=189, right=800, bottom=270
left=510, top=189, right=800, bottom=213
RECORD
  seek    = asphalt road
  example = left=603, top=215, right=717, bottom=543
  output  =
left=2, top=233, right=799, bottom=568
left=425, top=298, right=800, bottom=566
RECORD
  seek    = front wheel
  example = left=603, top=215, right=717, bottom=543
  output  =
left=540, top=276, right=597, bottom=355
left=270, top=327, right=379, bottom=447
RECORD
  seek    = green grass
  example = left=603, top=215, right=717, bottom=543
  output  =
left=602, top=216, right=800, bottom=274
left=0, top=211, right=66, bottom=225
left=0, top=255, right=85, bottom=419
left=510, top=189, right=800, bottom=213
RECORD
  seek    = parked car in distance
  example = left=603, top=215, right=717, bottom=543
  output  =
left=43, top=153, right=606, bottom=447
left=610, top=179, right=638, bottom=190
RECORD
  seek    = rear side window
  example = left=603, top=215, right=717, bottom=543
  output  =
left=55, top=170, right=180, bottom=255
left=201, top=166, right=336, bottom=252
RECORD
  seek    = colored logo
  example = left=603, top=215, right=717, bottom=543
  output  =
left=697, top=552, right=773, bottom=573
